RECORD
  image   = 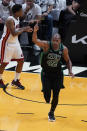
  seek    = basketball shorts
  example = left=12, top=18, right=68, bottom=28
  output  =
left=0, top=42, right=24, bottom=64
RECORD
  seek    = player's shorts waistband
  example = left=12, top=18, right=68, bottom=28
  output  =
left=6, top=43, right=20, bottom=47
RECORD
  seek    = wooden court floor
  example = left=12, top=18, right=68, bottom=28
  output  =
left=0, top=71, right=87, bottom=131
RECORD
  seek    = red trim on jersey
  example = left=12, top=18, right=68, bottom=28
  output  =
left=0, top=58, right=24, bottom=64
left=11, top=58, right=24, bottom=61
left=0, top=60, right=9, bottom=64
left=1, top=28, right=10, bottom=64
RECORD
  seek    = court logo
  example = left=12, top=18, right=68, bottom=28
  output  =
left=72, top=35, right=87, bottom=44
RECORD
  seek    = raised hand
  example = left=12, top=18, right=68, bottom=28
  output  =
left=34, top=24, right=39, bottom=32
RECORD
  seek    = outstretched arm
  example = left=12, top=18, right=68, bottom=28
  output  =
left=6, top=18, right=33, bottom=36
left=63, top=46, right=74, bottom=77
left=32, top=24, right=49, bottom=50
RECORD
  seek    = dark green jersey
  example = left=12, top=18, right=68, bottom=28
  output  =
left=40, top=41, right=64, bottom=74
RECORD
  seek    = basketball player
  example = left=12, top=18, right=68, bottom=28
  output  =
left=32, top=24, right=74, bottom=122
left=0, top=4, right=33, bottom=89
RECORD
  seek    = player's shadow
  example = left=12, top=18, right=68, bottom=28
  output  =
left=17, top=112, right=34, bottom=115
left=0, top=130, right=7, bottom=131
left=55, top=116, right=67, bottom=119
left=44, top=116, right=67, bottom=121
left=11, top=86, right=24, bottom=90
left=81, top=120, right=87, bottom=122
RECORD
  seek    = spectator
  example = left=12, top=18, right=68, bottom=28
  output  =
left=22, top=0, right=42, bottom=22
left=35, top=0, right=54, bottom=14
left=0, top=0, right=14, bottom=38
left=51, top=0, right=66, bottom=21
left=58, top=0, right=81, bottom=42
left=13, top=0, right=25, bottom=5
left=67, top=0, right=87, bottom=17
left=35, top=0, right=54, bottom=41
left=56, top=0, right=66, bottom=11
left=19, top=0, right=42, bottom=49
left=67, top=0, right=80, bottom=15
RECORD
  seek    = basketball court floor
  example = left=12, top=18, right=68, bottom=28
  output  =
left=0, top=61, right=87, bottom=131
left=0, top=44, right=87, bottom=131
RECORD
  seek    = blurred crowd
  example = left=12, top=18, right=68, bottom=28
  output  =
left=0, top=0, right=85, bottom=50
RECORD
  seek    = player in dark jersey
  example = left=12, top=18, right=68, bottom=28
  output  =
left=32, top=24, right=74, bottom=122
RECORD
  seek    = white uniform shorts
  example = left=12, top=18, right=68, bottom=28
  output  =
left=0, top=42, right=24, bottom=64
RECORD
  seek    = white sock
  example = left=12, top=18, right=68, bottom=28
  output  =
left=0, top=74, right=2, bottom=80
left=14, top=72, right=20, bottom=81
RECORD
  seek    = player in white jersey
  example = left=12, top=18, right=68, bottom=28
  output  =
left=0, top=4, right=33, bottom=89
